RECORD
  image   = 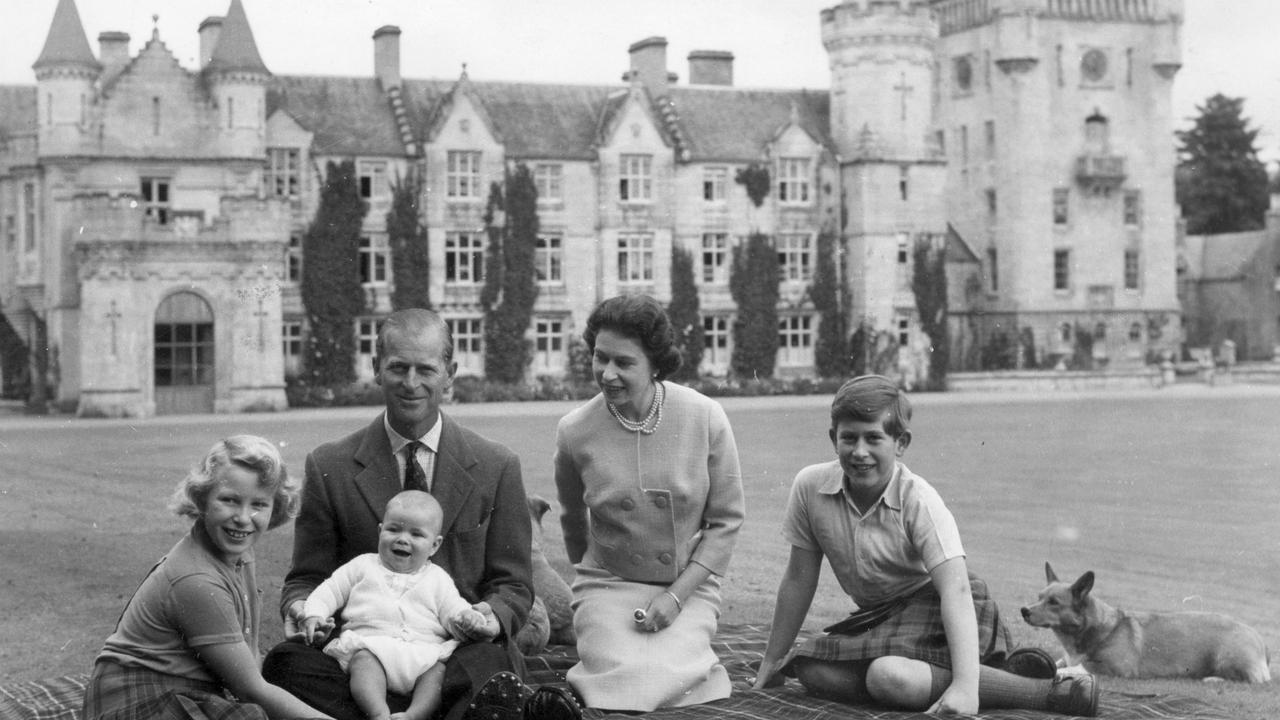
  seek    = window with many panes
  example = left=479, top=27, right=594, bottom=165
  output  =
left=358, top=160, right=388, bottom=200
left=1054, top=249, right=1071, bottom=291
left=777, top=234, right=812, bottom=282
left=359, top=236, right=389, bottom=286
left=1124, top=249, right=1140, bottom=290
left=356, top=317, right=380, bottom=374
left=536, top=233, right=563, bottom=284
left=266, top=148, right=300, bottom=198
left=617, top=233, right=653, bottom=283
left=534, top=164, right=563, bottom=202
left=445, top=232, right=484, bottom=284
left=1053, top=188, right=1069, bottom=225
left=286, top=234, right=302, bottom=283
left=447, top=317, right=484, bottom=374
left=703, top=167, right=727, bottom=202
left=702, top=315, right=732, bottom=369
left=534, top=317, right=565, bottom=370
left=282, top=321, right=303, bottom=376
left=1123, top=190, right=1142, bottom=227
left=140, top=177, right=170, bottom=225
left=896, top=316, right=911, bottom=346
left=777, top=314, right=814, bottom=366
left=701, top=233, right=729, bottom=284
left=778, top=158, right=810, bottom=204
left=619, top=154, right=652, bottom=202
left=447, top=151, right=482, bottom=199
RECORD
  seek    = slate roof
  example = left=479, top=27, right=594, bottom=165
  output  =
left=32, top=0, right=100, bottom=72
left=267, top=76, right=405, bottom=156
left=667, top=86, right=831, bottom=161
left=0, top=86, right=38, bottom=139
left=1193, top=230, right=1272, bottom=280
left=205, top=0, right=269, bottom=75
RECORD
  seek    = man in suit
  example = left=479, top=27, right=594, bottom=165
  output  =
left=263, top=308, right=535, bottom=720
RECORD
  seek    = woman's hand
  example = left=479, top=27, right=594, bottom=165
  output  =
left=633, top=589, right=682, bottom=633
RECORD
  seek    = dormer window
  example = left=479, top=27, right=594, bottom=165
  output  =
left=446, top=151, right=481, bottom=199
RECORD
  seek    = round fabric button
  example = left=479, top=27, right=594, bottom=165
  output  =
left=658, top=553, right=673, bottom=565
left=630, top=553, right=644, bottom=565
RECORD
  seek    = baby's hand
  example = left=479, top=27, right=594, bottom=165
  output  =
left=302, top=616, right=334, bottom=646
left=453, top=608, right=487, bottom=634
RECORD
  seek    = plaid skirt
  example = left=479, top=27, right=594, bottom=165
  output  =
left=784, top=575, right=1012, bottom=671
left=83, top=660, right=268, bottom=720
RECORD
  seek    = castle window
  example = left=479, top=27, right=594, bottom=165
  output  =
left=534, top=164, right=563, bottom=202
left=282, top=321, right=303, bottom=376
left=777, top=314, right=814, bottom=367
left=897, top=316, right=911, bottom=347
left=1128, top=322, right=1143, bottom=342
left=447, top=317, right=484, bottom=374
left=701, top=233, right=729, bottom=284
left=777, top=233, right=813, bottom=282
left=4, top=215, right=14, bottom=253
left=703, top=166, right=727, bottom=202
left=987, top=247, right=999, bottom=292
left=1054, top=249, right=1071, bottom=291
left=359, top=235, right=389, bottom=286
left=897, top=234, right=910, bottom=265
left=986, top=188, right=997, bottom=216
left=359, top=160, right=389, bottom=200
left=899, top=165, right=909, bottom=201
left=285, top=234, right=302, bottom=283
left=266, top=148, right=301, bottom=198
left=1124, top=249, right=1140, bottom=290
left=535, top=233, right=563, bottom=284
left=619, top=154, right=652, bottom=202
left=778, top=158, right=810, bottom=204
left=1053, top=188, right=1070, bottom=226
left=1123, top=190, right=1142, bottom=227
left=227, top=96, right=234, bottom=129
left=617, top=233, right=654, bottom=282
left=445, top=231, right=484, bottom=284
left=355, top=317, right=380, bottom=367
left=446, top=151, right=481, bottom=199
left=702, top=315, right=732, bottom=369
left=23, top=183, right=36, bottom=251
left=984, top=120, right=996, bottom=160
left=534, top=317, right=565, bottom=370
left=141, top=177, right=170, bottom=225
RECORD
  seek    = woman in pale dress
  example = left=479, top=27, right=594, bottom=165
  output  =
left=554, top=294, right=745, bottom=712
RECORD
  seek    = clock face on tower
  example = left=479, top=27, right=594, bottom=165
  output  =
left=1081, top=49, right=1108, bottom=83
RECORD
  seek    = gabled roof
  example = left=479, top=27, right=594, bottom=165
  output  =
left=596, top=84, right=676, bottom=152
left=667, top=86, right=831, bottom=162
left=946, top=223, right=981, bottom=264
left=267, top=76, right=404, bottom=156
left=420, top=73, right=505, bottom=147
left=0, top=86, right=38, bottom=138
left=205, top=0, right=269, bottom=76
left=32, top=0, right=100, bottom=72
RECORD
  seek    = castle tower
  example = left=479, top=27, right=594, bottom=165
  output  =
left=32, top=0, right=100, bottom=156
left=202, top=0, right=270, bottom=159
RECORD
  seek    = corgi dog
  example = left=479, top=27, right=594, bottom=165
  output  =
left=1021, top=563, right=1271, bottom=683
left=514, top=496, right=576, bottom=655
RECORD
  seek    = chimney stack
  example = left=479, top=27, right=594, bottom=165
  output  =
left=374, top=25, right=402, bottom=89
left=628, top=36, right=671, bottom=98
left=198, top=16, right=223, bottom=69
left=688, top=50, right=733, bottom=86
left=98, top=31, right=130, bottom=85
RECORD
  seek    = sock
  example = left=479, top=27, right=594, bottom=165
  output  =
left=927, top=664, right=1051, bottom=710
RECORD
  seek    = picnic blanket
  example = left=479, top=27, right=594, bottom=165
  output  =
left=0, top=625, right=1232, bottom=720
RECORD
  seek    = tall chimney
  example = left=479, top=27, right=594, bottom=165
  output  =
left=628, top=36, right=670, bottom=98
left=374, top=25, right=401, bottom=89
left=198, top=16, right=223, bottom=69
left=98, top=31, right=130, bottom=85
left=688, top=50, right=733, bottom=86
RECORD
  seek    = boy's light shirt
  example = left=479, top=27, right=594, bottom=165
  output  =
left=782, top=460, right=965, bottom=608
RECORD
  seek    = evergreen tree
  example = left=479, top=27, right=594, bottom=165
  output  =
left=729, top=232, right=779, bottom=380
left=1176, top=94, right=1269, bottom=234
left=0, top=312, right=30, bottom=400
left=911, top=234, right=949, bottom=390
left=811, top=228, right=850, bottom=378
left=387, top=166, right=430, bottom=310
left=482, top=165, right=539, bottom=383
left=667, top=244, right=703, bottom=382
left=301, top=160, right=368, bottom=388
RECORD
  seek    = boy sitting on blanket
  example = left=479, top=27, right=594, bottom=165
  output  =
left=753, top=376, right=1099, bottom=716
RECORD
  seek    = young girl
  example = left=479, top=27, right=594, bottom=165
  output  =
left=301, top=491, right=487, bottom=720
left=753, top=376, right=1099, bottom=716
left=83, top=435, right=332, bottom=720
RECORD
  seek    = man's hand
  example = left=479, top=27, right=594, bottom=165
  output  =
left=454, top=601, right=500, bottom=641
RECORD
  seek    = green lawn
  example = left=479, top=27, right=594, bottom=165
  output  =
left=1, top=385, right=1277, bottom=716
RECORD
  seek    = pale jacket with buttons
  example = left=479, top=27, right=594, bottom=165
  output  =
left=554, top=382, right=745, bottom=583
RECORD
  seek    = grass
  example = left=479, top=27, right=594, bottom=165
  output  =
left=1, top=385, right=1278, bottom=717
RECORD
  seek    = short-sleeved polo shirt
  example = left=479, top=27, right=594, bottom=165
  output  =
left=782, top=460, right=964, bottom=607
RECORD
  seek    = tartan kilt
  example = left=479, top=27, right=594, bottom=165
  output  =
left=83, top=660, right=268, bottom=720
left=784, top=575, right=1012, bottom=670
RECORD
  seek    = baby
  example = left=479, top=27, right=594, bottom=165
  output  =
left=303, top=490, right=487, bottom=720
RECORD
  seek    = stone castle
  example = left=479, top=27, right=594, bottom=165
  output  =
left=0, top=0, right=1184, bottom=416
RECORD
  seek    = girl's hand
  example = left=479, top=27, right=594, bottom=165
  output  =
left=752, top=659, right=785, bottom=690
left=632, top=590, right=681, bottom=633
left=927, top=684, right=978, bottom=715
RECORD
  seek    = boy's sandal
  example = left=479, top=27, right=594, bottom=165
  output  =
left=524, top=685, right=583, bottom=720
left=1003, top=647, right=1058, bottom=679
left=463, top=671, right=532, bottom=720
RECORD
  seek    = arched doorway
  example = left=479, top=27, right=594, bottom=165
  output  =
left=154, top=292, right=214, bottom=415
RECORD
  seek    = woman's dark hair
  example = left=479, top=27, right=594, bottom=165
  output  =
left=830, top=375, right=912, bottom=438
left=583, top=294, right=683, bottom=380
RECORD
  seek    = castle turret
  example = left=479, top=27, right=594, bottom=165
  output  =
left=33, top=0, right=100, bottom=155
left=203, top=0, right=270, bottom=158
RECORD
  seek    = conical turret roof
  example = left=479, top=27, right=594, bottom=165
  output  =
left=205, top=0, right=269, bottom=75
left=32, top=0, right=101, bottom=72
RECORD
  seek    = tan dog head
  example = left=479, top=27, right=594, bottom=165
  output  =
left=1021, top=562, right=1096, bottom=635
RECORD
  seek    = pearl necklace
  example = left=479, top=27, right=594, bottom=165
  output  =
left=608, top=381, right=665, bottom=435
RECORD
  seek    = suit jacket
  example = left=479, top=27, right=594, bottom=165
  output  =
left=281, top=412, right=533, bottom=651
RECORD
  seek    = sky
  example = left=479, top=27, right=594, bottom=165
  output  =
left=2, top=0, right=1278, bottom=161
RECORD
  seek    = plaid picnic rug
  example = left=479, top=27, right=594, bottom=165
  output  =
left=1, top=625, right=1232, bottom=720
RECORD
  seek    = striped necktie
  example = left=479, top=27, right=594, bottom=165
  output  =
left=403, top=441, right=428, bottom=492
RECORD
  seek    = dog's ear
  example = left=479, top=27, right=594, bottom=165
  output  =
left=1071, top=571, right=1095, bottom=601
left=1045, top=562, right=1058, bottom=584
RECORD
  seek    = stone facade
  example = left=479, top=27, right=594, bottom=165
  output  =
left=0, top=0, right=1187, bottom=414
